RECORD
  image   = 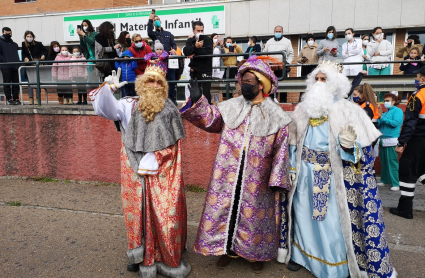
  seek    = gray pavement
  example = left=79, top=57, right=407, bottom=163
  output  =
left=1, top=177, right=425, bottom=278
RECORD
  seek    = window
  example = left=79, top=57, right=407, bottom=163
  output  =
left=15, top=0, right=36, bottom=3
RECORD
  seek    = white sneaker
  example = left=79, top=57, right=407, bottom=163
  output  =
left=390, top=187, right=400, bottom=191
left=377, top=183, right=387, bottom=187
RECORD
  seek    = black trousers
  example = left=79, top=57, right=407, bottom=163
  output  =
left=190, top=71, right=212, bottom=104
left=269, top=69, right=287, bottom=103
left=397, top=137, right=425, bottom=213
left=226, top=151, right=245, bottom=255
left=224, top=67, right=238, bottom=79
left=1, top=68, right=20, bottom=100
left=167, top=68, right=177, bottom=105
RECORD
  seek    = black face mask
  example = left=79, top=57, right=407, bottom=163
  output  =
left=408, top=42, right=412, bottom=47
left=241, top=83, right=260, bottom=100
left=126, top=38, right=131, bottom=45
left=3, top=34, right=11, bottom=40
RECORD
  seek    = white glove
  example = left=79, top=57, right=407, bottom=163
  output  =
left=339, top=125, right=357, bottom=149
left=104, top=68, right=128, bottom=89
left=289, top=172, right=296, bottom=187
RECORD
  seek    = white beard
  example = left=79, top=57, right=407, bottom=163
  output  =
left=301, top=81, right=335, bottom=119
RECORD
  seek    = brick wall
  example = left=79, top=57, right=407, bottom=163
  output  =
left=1, top=0, right=148, bottom=16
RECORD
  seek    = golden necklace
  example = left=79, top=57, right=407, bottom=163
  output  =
left=309, top=116, right=328, bottom=127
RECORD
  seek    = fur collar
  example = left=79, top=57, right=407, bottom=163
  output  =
left=291, top=98, right=381, bottom=146
left=217, top=96, right=292, bottom=137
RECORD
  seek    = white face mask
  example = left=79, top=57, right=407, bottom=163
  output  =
left=345, top=34, right=353, bottom=41
left=73, top=52, right=80, bottom=56
left=195, top=32, right=203, bottom=39
left=61, top=50, right=68, bottom=56
left=83, top=26, right=88, bottom=31
left=213, top=39, right=217, bottom=44
left=362, top=40, right=369, bottom=46
left=26, top=37, right=33, bottom=43
left=374, top=33, right=383, bottom=40
left=307, top=40, right=314, bottom=46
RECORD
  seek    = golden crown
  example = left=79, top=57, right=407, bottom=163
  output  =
left=145, top=64, right=166, bottom=78
left=317, top=60, right=344, bottom=73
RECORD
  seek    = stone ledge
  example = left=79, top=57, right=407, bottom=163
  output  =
left=0, top=105, right=97, bottom=115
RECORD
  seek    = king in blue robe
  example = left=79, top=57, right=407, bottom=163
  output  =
left=277, top=64, right=397, bottom=278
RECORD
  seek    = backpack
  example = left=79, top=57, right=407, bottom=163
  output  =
left=95, top=47, right=112, bottom=74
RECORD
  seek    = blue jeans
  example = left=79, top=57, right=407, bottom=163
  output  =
left=121, top=83, right=136, bottom=98
left=166, top=68, right=177, bottom=105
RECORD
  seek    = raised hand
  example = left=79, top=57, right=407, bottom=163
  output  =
left=188, top=78, right=202, bottom=104
left=339, top=125, right=357, bottom=149
left=105, top=69, right=128, bottom=89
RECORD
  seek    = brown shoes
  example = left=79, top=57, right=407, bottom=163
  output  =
left=216, top=255, right=234, bottom=269
left=250, top=261, right=264, bottom=274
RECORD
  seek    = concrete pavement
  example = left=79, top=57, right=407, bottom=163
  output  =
left=1, top=177, right=425, bottom=278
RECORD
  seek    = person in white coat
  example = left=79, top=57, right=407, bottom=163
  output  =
left=341, top=28, right=363, bottom=76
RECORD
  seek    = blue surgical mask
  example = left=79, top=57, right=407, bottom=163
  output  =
left=384, top=101, right=393, bottom=109
left=275, top=33, right=282, bottom=39
left=135, top=42, right=144, bottom=48
left=154, top=20, right=161, bottom=28
left=353, top=96, right=361, bottom=103
left=327, top=33, right=334, bottom=40
left=226, top=43, right=232, bottom=48
left=415, top=79, right=425, bottom=90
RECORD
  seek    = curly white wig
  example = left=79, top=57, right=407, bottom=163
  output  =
left=305, top=67, right=351, bottom=100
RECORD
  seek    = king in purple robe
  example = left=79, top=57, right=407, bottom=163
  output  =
left=180, top=56, right=292, bottom=273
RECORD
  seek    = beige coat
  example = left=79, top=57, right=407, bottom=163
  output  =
left=297, top=42, right=319, bottom=64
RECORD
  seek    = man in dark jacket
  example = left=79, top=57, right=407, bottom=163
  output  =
left=183, top=21, right=213, bottom=104
left=390, top=66, right=425, bottom=219
left=0, top=27, right=21, bottom=105
left=148, top=12, right=178, bottom=104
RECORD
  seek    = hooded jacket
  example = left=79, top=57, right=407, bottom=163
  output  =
left=0, top=36, right=20, bottom=69
left=115, top=50, right=138, bottom=82
left=129, top=41, right=152, bottom=75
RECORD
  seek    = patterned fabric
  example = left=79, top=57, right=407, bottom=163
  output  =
left=343, top=146, right=394, bottom=277
left=120, top=141, right=187, bottom=268
left=237, top=55, right=279, bottom=95
left=301, top=146, right=332, bottom=221
left=180, top=96, right=290, bottom=262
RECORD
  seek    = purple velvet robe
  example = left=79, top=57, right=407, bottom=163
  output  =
left=180, top=96, right=291, bottom=261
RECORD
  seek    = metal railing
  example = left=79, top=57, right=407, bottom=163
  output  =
left=0, top=52, right=420, bottom=106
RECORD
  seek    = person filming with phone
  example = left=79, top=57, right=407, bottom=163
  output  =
left=148, top=10, right=178, bottom=104
left=183, top=20, right=213, bottom=104
left=316, top=25, right=339, bottom=61
left=222, top=36, right=242, bottom=79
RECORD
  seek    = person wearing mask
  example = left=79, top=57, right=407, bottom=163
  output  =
left=396, top=34, right=423, bottom=60
left=78, top=20, right=97, bottom=62
left=264, top=26, right=294, bottom=102
left=128, top=33, right=152, bottom=76
left=297, top=34, right=319, bottom=77
left=115, top=50, right=137, bottom=97
left=316, top=26, right=339, bottom=62
left=21, top=30, right=48, bottom=105
left=341, top=28, right=363, bottom=76
left=352, top=83, right=381, bottom=125
left=390, top=66, right=425, bottom=219
left=148, top=11, right=178, bottom=104
left=70, top=46, right=88, bottom=105
left=367, top=27, right=394, bottom=103
left=377, top=93, right=403, bottom=191
left=222, top=37, right=242, bottom=79
left=116, top=31, right=131, bottom=52
left=245, top=36, right=261, bottom=54
left=183, top=21, right=213, bottom=104
left=95, top=21, right=120, bottom=78
left=0, top=27, right=21, bottom=105
left=52, top=46, right=72, bottom=105
left=180, top=56, right=292, bottom=274
left=44, top=41, right=61, bottom=103
left=211, top=33, right=225, bottom=79
left=361, top=35, right=371, bottom=71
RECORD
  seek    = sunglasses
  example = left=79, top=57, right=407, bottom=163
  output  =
left=134, top=40, right=142, bottom=43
